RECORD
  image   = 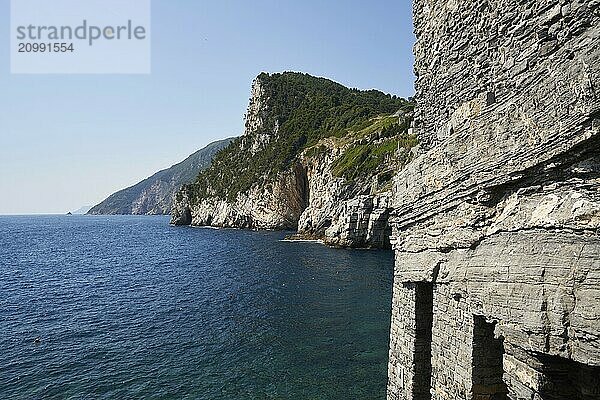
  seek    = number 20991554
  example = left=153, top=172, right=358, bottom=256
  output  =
left=18, top=43, right=74, bottom=53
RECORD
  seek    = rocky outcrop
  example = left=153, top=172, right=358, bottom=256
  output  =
left=296, top=141, right=395, bottom=248
left=173, top=163, right=307, bottom=229
left=172, top=72, right=414, bottom=248
left=387, top=1, right=599, bottom=399
left=89, top=138, right=234, bottom=215
left=322, top=195, right=392, bottom=248
left=171, top=76, right=307, bottom=230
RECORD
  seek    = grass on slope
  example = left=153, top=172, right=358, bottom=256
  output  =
left=186, top=72, right=414, bottom=202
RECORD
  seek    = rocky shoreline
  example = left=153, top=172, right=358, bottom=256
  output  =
left=171, top=73, right=415, bottom=249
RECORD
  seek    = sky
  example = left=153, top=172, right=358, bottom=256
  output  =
left=0, top=0, right=415, bottom=214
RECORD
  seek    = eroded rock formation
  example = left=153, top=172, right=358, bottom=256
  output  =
left=387, top=1, right=599, bottom=399
left=172, top=73, right=414, bottom=248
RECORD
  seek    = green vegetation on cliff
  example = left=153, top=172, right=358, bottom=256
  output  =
left=330, top=114, right=417, bottom=184
left=90, top=138, right=234, bottom=215
left=184, top=72, right=413, bottom=202
left=331, top=134, right=418, bottom=184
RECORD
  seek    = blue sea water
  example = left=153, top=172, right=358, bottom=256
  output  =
left=0, top=215, right=393, bottom=399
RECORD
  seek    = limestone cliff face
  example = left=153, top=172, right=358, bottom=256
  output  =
left=173, top=163, right=307, bottom=229
left=171, top=72, right=414, bottom=248
left=296, top=138, right=396, bottom=248
left=387, top=1, right=600, bottom=399
left=172, top=76, right=306, bottom=230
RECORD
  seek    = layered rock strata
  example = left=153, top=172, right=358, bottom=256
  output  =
left=387, top=1, right=600, bottom=399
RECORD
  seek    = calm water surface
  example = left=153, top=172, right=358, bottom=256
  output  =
left=0, top=215, right=393, bottom=399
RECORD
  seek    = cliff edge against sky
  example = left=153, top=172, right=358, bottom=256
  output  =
left=171, top=72, right=415, bottom=248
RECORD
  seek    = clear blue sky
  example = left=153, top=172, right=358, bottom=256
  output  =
left=0, top=0, right=415, bottom=214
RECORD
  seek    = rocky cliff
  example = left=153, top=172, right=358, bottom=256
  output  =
left=387, top=1, right=600, bottom=399
left=171, top=72, right=415, bottom=248
left=89, top=138, right=234, bottom=215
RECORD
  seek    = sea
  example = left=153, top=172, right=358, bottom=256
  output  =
left=0, top=215, right=393, bottom=399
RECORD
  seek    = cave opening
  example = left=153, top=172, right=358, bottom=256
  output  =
left=300, top=165, right=310, bottom=211
left=471, top=316, right=508, bottom=400
left=413, top=282, right=433, bottom=400
left=535, top=353, right=600, bottom=400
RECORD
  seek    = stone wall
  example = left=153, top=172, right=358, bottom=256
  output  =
left=413, top=0, right=598, bottom=150
left=388, top=0, right=600, bottom=399
left=388, top=282, right=434, bottom=399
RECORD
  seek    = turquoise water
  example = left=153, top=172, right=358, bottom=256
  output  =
left=0, top=215, right=393, bottom=399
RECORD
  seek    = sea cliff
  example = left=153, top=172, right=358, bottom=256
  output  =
left=171, top=72, right=415, bottom=248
